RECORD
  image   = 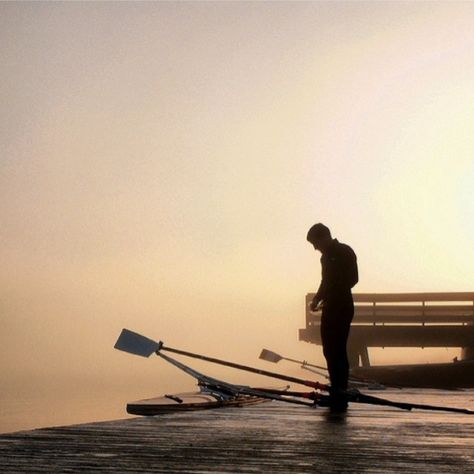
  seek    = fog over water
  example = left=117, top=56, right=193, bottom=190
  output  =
left=2, top=2, right=474, bottom=433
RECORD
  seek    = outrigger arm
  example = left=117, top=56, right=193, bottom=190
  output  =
left=157, top=351, right=314, bottom=407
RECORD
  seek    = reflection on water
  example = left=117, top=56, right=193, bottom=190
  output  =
left=0, top=387, right=131, bottom=434
left=0, top=375, right=171, bottom=434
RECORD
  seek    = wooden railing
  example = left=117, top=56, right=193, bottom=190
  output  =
left=305, top=292, right=474, bottom=327
left=301, top=292, right=474, bottom=366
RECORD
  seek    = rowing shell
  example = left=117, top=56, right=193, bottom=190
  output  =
left=127, top=391, right=269, bottom=415
left=115, top=329, right=474, bottom=415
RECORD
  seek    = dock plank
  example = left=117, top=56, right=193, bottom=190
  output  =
left=1, top=391, right=473, bottom=473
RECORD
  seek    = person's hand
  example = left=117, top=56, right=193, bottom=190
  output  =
left=310, top=298, right=322, bottom=312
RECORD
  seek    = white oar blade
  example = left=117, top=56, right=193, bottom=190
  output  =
left=114, top=328, right=162, bottom=357
left=259, top=349, right=282, bottom=363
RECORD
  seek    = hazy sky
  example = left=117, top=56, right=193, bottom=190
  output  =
left=2, top=2, right=474, bottom=398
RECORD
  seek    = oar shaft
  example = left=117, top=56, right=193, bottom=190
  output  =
left=253, top=387, right=320, bottom=400
left=161, top=345, right=328, bottom=391
left=283, top=357, right=328, bottom=372
left=351, top=392, right=474, bottom=414
left=252, top=387, right=474, bottom=414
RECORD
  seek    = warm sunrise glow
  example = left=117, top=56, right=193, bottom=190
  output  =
left=1, top=2, right=474, bottom=431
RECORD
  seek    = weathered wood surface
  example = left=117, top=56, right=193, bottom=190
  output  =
left=1, top=390, right=473, bottom=473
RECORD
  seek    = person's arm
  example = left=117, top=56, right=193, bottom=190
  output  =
left=311, top=283, right=324, bottom=311
left=311, top=257, right=327, bottom=311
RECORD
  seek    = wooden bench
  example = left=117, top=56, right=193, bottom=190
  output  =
left=305, top=292, right=474, bottom=326
left=300, top=292, right=474, bottom=367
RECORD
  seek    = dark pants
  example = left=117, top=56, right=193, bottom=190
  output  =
left=320, top=298, right=354, bottom=397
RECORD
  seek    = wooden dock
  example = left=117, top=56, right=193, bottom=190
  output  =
left=1, top=390, right=473, bottom=473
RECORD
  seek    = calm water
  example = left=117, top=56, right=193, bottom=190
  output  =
left=1, top=384, right=474, bottom=435
left=0, top=374, right=174, bottom=434
left=0, top=386, right=131, bottom=434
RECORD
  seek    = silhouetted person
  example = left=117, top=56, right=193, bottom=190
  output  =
left=307, top=223, right=358, bottom=412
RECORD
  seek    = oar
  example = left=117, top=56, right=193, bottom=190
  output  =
left=114, top=328, right=328, bottom=390
left=259, top=349, right=328, bottom=371
left=114, top=329, right=474, bottom=415
left=345, top=390, right=474, bottom=415
left=114, top=329, right=314, bottom=406
left=243, top=386, right=474, bottom=415
left=299, top=364, right=331, bottom=380
left=260, top=349, right=371, bottom=386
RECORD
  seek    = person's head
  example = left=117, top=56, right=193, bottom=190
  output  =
left=307, top=223, right=332, bottom=253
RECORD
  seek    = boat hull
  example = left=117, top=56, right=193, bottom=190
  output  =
left=127, top=391, right=268, bottom=416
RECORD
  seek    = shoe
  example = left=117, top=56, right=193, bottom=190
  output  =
left=329, top=401, right=348, bottom=413
left=318, top=394, right=348, bottom=412
left=329, top=393, right=348, bottom=413
left=317, top=395, right=331, bottom=407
